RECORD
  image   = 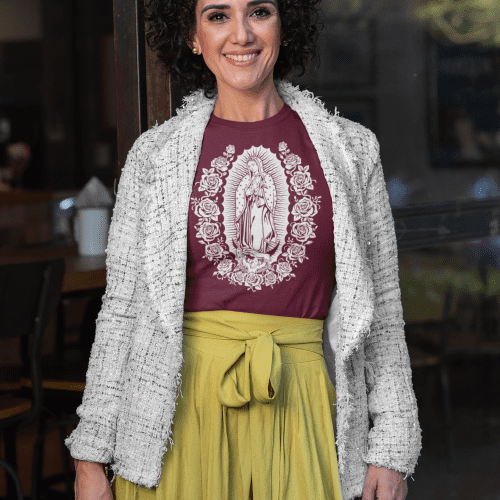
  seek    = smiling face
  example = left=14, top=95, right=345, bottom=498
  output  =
left=189, top=0, right=282, bottom=93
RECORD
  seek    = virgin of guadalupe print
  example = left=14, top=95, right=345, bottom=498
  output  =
left=234, top=155, right=278, bottom=256
left=190, top=142, right=321, bottom=292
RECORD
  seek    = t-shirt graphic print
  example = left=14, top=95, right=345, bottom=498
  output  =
left=184, top=103, right=336, bottom=320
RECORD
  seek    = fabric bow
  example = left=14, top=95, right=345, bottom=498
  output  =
left=217, top=330, right=282, bottom=407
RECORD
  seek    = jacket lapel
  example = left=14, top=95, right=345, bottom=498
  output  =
left=141, top=92, right=215, bottom=333
left=277, top=80, right=375, bottom=361
left=141, top=79, right=374, bottom=361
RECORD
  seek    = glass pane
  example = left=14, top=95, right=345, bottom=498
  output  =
left=289, top=0, right=500, bottom=209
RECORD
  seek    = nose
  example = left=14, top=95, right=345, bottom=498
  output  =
left=231, top=13, right=256, bottom=45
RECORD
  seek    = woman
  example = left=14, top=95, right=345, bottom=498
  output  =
left=67, top=0, right=422, bottom=499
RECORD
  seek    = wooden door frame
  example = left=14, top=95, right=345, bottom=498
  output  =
left=112, top=0, right=172, bottom=178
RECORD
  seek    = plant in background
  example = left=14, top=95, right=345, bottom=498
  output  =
left=411, top=0, right=500, bottom=46
left=321, top=0, right=394, bottom=27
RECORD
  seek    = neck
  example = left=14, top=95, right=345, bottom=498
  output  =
left=212, top=75, right=285, bottom=122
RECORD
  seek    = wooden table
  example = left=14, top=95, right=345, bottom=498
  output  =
left=0, top=189, right=57, bottom=207
left=0, top=244, right=106, bottom=293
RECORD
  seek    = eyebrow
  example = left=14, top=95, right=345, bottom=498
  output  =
left=200, top=1, right=277, bottom=16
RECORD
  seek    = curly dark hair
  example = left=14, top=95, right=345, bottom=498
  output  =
left=144, top=0, right=324, bottom=99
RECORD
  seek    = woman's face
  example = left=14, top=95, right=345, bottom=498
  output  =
left=189, top=0, right=282, bottom=92
left=248, top=160, right=258, bottom=173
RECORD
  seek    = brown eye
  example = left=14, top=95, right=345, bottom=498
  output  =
left=253, top=7, right=271, bottom=18
left=208, top=12, right=226, bottom=22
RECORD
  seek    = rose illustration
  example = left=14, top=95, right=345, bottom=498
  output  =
left=276, top=261, right=292, bottom=278
left=290, top=170, right=314, bottom=194
left=211, top=156, right=230, bottom=172
left=245, top=272, right=264, bottom=290
left=198, top=171, right=223, bottom=195
left=279, top=142, right=287, bottom=152
left=232, top=271, right=246, bottom=285
left=291, top=222, right=315, bottom=242
left=195, top=198, right=220, bottom=220
left=205, top=242, right=225, bottom=261
left=196, top=221, right=221, bottom=242
left=217, top=259, right=233, bottom=275
left=284, top=153, right=301, bottom=171
left=226, top=145, right=235, bottom=155
left=264, top=271, right=278, bottom=287
left=286, top=243, right=306, bottom=263
left=292, top=197, right=319, bottom=220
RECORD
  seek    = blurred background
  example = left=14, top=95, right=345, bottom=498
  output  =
left=1, top=0, right=500, bottom=498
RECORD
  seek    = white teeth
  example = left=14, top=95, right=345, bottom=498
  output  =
left=225, top=52, right=259, bottom=62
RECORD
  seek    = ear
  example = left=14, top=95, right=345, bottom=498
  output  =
left=186, top=24, right=199, bottom=51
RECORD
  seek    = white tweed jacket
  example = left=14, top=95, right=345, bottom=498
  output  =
left=65, top=78, right=422, bottom=500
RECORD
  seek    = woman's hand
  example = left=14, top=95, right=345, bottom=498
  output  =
left=355, top=464, right=408, bottom=500
left=74, top=459, right=114, bottom=500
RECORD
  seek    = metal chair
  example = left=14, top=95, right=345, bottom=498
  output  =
left=405, top=286, right=457, bottom=471
left=0, top=258, right=65, bottom=500
left=27, top=293, right=102, bottom=499
left=0, top=458, right=23, bottom=500
left=27, top=362, right=87, bottom=500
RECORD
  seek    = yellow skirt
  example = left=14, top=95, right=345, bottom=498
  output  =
left=113, top=310, right=342, bottom=500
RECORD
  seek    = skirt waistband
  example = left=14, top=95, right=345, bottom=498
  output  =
left=182, top=310, right=325, bottom=407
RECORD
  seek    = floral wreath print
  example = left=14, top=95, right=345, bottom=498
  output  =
left=190, top=142, right=321, bottom=292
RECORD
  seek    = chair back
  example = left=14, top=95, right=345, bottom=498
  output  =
left=0, top=258, right=65, bottom=425
left=0, top=259, right=65, bottom=341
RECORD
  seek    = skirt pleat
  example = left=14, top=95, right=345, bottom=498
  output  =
left=113, top=310, right=343, bottom=500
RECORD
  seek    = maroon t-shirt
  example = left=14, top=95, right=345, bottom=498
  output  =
left=183, top=103, right=336, bottom=320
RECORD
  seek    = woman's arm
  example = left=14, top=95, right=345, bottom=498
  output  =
left=65, top=136, right=146, bottom=464
left=361, top=139, right=422, bottom=477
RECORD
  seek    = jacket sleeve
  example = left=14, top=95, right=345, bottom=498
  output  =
left=64, top=137, right=144, bottom=464
left=361, top=136, right=422, bottom=477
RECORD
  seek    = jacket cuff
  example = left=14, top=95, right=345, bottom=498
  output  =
left=362, top=414, right=422, bottom=475
left=65, top=419, right=115, bottom=464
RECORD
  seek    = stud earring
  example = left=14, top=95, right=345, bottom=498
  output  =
left=192, top=47, right=198, bottom=54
